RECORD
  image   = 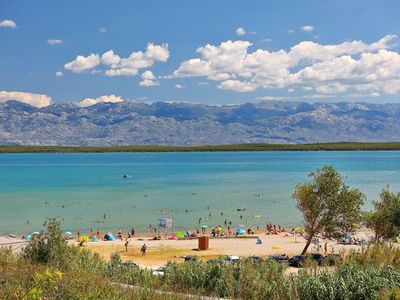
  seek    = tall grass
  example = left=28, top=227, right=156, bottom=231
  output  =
left=345, top=243, right=400, bottom=270
left=6, top=219, right=400, bottom=299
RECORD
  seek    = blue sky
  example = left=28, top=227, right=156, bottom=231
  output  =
left=1, top=0, right=400, bottom=107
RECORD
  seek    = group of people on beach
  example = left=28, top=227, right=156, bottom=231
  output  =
left=266, top=223, right=287, bottom=235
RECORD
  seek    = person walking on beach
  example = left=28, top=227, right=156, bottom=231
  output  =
left=124, top=239, right=129, bottom=252
left=324, top=242, right=328, bottom=254
left=141, top=244, right=147, bottom=256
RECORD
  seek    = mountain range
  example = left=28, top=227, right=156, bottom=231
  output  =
left=1, top=100, right=400, bottom=146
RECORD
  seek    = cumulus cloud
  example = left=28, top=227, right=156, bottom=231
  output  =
left=218, top=80, right=256, bottom=92
left=100, top=27, right=107, bottom=33
left=0, top=91, right=51, bottom=107
left=301, top=25, right=314, bottom=33
left=101, top=50, right=121, bottom=65
left=174, top=84, right=184, bottom=89
left=77, top=94, right=125, bottom=107
left=64, top=53, right=100, bottom=73
left=65, top=43, right=169, bottom=77
left=139, top=70, right=159, bottom=87
left=236, top=27, right=246, bottom=36
left=55, top=71, right=64, bottom=77
left=172, top=35, right=400, bottom=96
left=0, top=20, right=17, bottom=29
left=47, top=39, right=63, bottom=46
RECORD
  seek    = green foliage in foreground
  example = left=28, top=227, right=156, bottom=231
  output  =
left=4, top=245, right=400, bottom=300
left=6, top=211, right=400, bottom=299
left=3, top=142, right=400, bottom=153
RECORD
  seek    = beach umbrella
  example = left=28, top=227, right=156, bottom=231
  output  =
left=32, top=231, right=40, bottom=235
left=201, top=225, right=208, bottom=228
left=65, top=231, right=73, bottom=235
left=91, top=236, right=99, bottom=242
left=25, top=235, right=32, bottom=241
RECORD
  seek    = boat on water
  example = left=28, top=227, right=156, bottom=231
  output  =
left=123, top=174, right=132, bottom=179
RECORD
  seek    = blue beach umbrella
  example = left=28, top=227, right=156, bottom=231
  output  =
left=32, top=231, right=40, bottom=235
left=65, top=231, right=73, bottom=235
left=25, top=235, right=32, bottom=241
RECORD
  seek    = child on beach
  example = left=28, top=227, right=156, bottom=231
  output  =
left=124, top=239, right=129, bottom=252
left=141, top=244, right=147, bottom=256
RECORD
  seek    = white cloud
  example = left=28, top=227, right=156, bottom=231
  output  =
left=65, top=43, right=169, bottom=77
left=145, top=43, right=169, bottom=62
left=139, top=70, right=159, bottom=87
left=101, top=50, right=121, bottom=65
left=236, top=27, right=246, bottom=36
left=64, top=53, right=100, bottom=73
left=0, top=20, right=17, bottom=29
left=55, top=71, right=64, bottom=77
left=47, top=39, right=63, bottom=46
left=301, top=25, right=314, bottom=33
left=100, top=27, right=107, bottom=33
left=139, top=79, right=159, bottom=87
left=141, top=70, right=156, bottom=80
left=172, top=35, right=400, bottom=97
left=197, top=81, right=209, bottom=86
left=0, top=91, right=51, bottom=107
left=77, top=94, right=125, bottom=107
left=174, top=40, right=252, bottom=80
left=174, top=84, right=184, bottom=89
left=218, top=80, right=256, bottom=92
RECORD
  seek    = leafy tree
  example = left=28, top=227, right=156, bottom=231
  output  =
left=366, top=187, right=400, bottom=241
left=293, top=166, right=365, bottom=255
left=22, top=218, right=68, bottom=267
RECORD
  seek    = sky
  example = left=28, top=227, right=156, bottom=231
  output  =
left=1, top=0, right=400, bottom=107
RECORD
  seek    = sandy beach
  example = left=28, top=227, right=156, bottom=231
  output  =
left=77, top=232, right=364, bottom=269
left=0, top=229, right=369, bottom=270
left=0, top=236, right=27, bottom=253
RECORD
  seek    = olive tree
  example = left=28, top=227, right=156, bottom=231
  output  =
left=293, top=166, right=365, bottom=255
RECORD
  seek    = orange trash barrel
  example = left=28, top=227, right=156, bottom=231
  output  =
left=198, top=236, right=209, bottom=250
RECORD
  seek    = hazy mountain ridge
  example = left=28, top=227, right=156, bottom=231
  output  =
left=1, top=100, right=400, bottom=146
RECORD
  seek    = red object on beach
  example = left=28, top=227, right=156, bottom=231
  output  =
left=198, top=236, right=209, bottom=250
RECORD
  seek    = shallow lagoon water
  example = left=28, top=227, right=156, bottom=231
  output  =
left=1, top=151, right=400, bottom=235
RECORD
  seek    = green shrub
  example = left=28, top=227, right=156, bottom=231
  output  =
left=22, top=218, right=68, bottom=267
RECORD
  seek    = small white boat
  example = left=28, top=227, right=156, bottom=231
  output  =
left=123, top=174, right=132, bottom=179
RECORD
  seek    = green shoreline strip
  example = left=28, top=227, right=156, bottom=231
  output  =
left=2, top=142, right=400, bottom=153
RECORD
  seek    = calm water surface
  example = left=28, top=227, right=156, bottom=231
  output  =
left=1, top=151, right=400, bottom=235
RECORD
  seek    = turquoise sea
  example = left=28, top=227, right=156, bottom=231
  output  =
left=1, top=151, right=400, bottom=235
